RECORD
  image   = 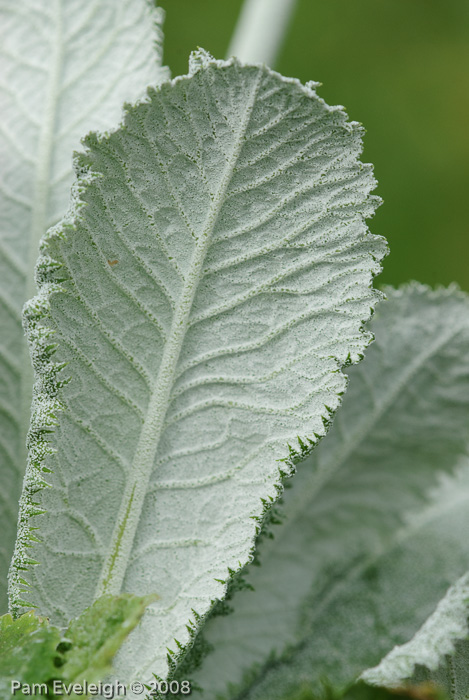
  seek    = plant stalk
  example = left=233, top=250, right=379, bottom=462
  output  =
left=227, top=0, right=298, bottom=67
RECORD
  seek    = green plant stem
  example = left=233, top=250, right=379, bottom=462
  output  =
left=226, top=0, right=298, bottom=67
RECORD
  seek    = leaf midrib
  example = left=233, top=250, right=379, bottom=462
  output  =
left=95, top=66, right=263, bottom=597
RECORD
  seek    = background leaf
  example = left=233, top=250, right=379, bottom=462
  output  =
left=184, top=284, right=469, bottom=699
left=363, top=572, right=469, bottom=695
left=9, top=52, right=385, bottom=687
left=0, top=0, right=168, bottom=613
left=411, top=639, right=469, bottom=700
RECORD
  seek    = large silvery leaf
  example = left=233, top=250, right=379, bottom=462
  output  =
left=185, top=285, right=469, bottom=699
left=0, top=0, right=167, bottom=612
left=8, top=51, right=385, bottom=686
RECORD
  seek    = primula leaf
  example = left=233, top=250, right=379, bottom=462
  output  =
left=0, top=610, right=60, bottom=692
left=362, top=572, right=469, bottom=695
left=9, top=51, right=385, bottom=686
left=185, top=284, right=469, bottom=700
left=58, top=593, right=158, bottom=685
left=0, top=0, right=168, bottom=612
left=0, top=594, right=152, bottom=697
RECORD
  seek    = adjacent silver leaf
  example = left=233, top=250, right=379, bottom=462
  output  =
left=0, top=0, right=168, bottom=613
left=186, top=284, right=469, bottom=700
left=9, top=52, right=385, bottom=687
left=411, top=631, right=469, bottom=699
left=362, top=571, right=469, bottom=689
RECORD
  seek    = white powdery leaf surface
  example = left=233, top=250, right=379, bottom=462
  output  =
left=362, top=572, right=469, bottom=687
left=9, top=52, right=385, bottom=686
left=0, top=0, right=167, bottom=613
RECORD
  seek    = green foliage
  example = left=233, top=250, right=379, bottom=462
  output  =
left=0, top=611, right=61, bottom=695
left=0, top=594, right=152, bottom=697
left=282, top=680, right=447, bottom=700
left=57, top=594, right=158, bottom=686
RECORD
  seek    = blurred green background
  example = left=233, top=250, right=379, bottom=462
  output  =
left=159, top=0, right=469, bottom=291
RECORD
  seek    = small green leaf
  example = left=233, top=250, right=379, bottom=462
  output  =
left=60, top=593, right=158, bottom=684
left=0, top=594, right=153, bottom=697
left=0, top=611, right=61, bottom=695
